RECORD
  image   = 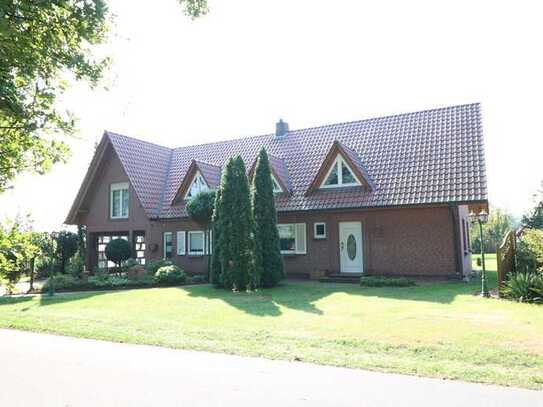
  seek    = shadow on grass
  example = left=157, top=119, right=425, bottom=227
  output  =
left=183, top=274, right=489, bottom=316
left=0, top=291, right=111, bottom=308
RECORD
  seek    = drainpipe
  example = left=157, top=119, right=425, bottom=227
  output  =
left=449, top=204, right=463, bottom=278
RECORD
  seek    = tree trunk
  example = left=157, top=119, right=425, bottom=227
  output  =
left=29, top=257, right=35, bottom=292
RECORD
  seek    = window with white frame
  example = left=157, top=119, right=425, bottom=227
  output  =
left=188, top=231, right=205, bottom=255
left=110, top=182, right=129, bottom=218
left=271, top=173, right=283, bottom=193
left=277, top=223, right=306, bottom=254
left=177, top=231, right=186, bottom=255
left=163, top=232, right=173, bottom=259
left=314, top=222, right=326, bottom=239
left=185, top=171, right=209, bottom=200
left=321, top=155, right=360, bottom=188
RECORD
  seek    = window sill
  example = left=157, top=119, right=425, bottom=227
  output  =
left=314, top=236, right=326, bottom=240
left=188, top=254, right=206, bottom=258
left=109, top=217, right=129, bottom=221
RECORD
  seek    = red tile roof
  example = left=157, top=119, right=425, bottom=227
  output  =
left=102, top=103, right=487, bottom=219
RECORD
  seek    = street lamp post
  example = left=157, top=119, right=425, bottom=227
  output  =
left=469, top=209, right=489, bottom=297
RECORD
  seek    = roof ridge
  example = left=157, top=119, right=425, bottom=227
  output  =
left=106, top=103, right=481, bottom=153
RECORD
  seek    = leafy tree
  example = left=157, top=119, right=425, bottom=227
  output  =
left=215, top=156, right=256, bottom=291
left=26, top=231, right=51, bottom=292
left=186, top=190, right=216, bottom=281
left=178, top=0, right=209, bottom=18
left=471, top=207, right=514, bottom=253
left=0, top=219, right=40, bottom=294
left=251, top=148, right=284, bottom=287
left=53, top=231, right=79, bottom=274
left=522, top=181, right=543, bottom=230
left=105, top=238, right=131, bottom=275
left=0, top=0, right=111, bottom=191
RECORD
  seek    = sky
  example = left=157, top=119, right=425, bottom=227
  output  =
left=1, top=0, right=542, bottom=231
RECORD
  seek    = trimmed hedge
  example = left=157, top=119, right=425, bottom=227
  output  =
left=154, top=265, right=186, bottom=285
left=360, top=276, right=415, bottom=287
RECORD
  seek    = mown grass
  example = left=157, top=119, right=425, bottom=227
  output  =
left=1, top=257, right=542, bottom=389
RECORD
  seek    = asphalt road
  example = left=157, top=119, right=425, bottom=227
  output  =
left=0, top=329, right=541, bottom=406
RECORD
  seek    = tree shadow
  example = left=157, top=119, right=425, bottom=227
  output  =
left=184, top=273, right=494, bottom=316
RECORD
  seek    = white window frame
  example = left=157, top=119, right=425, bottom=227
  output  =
left=188, top=230, right=205, bottom=256
left=177, top=231, right=186, bottom=255
left=110, top=182, right=129, bottom=219
left=320, top=155, right=360, bottom=189
left=277, top=223, right=306, bottom=255
left=184, top=170, right=209, bottom=200
left=271, top=173, right=283, bottom=193
left=163, top=232, right=173, bottom=259
left=314, top=222, right=327, bottom=239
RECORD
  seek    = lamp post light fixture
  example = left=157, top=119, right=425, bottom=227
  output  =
left=469, top=209, right=489, bottom=297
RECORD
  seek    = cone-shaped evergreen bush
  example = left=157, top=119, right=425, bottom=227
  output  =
left=210, top=188, right=223, bottom=287
left=214, top=156, right=256, bottom=290
left=251, top=148, right=284, bottom=287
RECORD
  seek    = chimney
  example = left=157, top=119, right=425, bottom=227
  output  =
left=275, top=119, right=289, bottom=138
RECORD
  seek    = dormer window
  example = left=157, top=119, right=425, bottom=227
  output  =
left=321, top=155, right=360, bottom=188
left=185, top=171, right=209, bottom=200
left=271, top=173, right=283, bottom=193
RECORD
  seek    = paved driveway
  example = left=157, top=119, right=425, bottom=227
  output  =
left=0, top=329, right=541, bottom=406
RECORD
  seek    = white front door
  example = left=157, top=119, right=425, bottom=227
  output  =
left=339, top=222, right=363, bottom=274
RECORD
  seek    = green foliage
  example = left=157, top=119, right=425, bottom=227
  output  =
left=251, top=148, right=284, bottom=288
left=53, top=231, right=79, bottom=273
left=187, top=190, right=216, bottom=279
left=66, top=254, right=85, bottom=278
left=214, top=156, right=256, bottom=291
left=210, top=188, right=223, bottom=287
left=144, top=259, right=173, bottom=276
left=502, top=272, right=543, bottom=304
left=154, top=265, right=186, bottom=285
left=186, top=190, right=216, bottom=226
left=0, top=0, right=111, bottom=191
left=190, top=274, right=207, bottom=284
left=471, top=208, right=515, bottom=253
left=0, top=218, right=41, bottom=293
left=104, top=238, right=131, bottom=272
left=360, top=276, right=416, bottom=287
left=42, top=274, right=80, bottom=291
left=522, top=181, right=543, bottom=229
left=178, top=0, right=209, bottom=18
left=516, top=229, right=543, bottom=274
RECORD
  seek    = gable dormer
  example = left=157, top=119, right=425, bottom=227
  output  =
left=305, top=140, right=373, bottom=195
left=172, top=160, right=221, bottom=204
left=248, top=154, right=292, bottom=194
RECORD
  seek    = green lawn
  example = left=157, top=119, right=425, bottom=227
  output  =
left=1, top=261, right=542, bottom=389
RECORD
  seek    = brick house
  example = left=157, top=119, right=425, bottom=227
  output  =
left=65, top=103, right=488, bottom=279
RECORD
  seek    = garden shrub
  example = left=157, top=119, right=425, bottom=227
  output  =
left=145, top=259, right=173, bottom=276
left=42, top=274, right=81, bottom=291
left=360, top=276, right=416, bottom=287
left=105, top=238, right=131, bottom=274
left=154, top=265, right=186, bottom=285
left=516, top=229, right=543, bottom=274
left=502, top=272, right=543, bottom=303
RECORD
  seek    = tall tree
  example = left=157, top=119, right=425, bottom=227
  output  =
left=53, top=231, right=78, bottom=274
left=215, top=156, right=255, bottom=291
left=251, top=148, right=284, bottom=287
left=0, top=0, right=111, bottom=191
